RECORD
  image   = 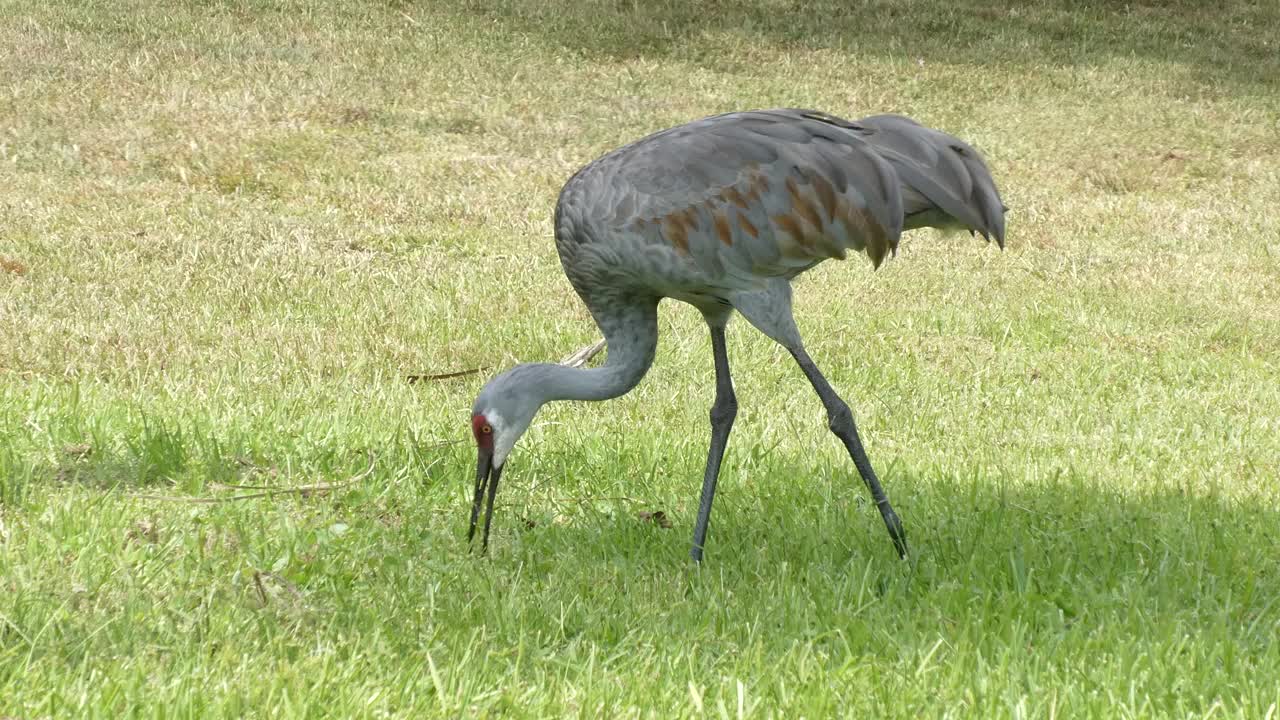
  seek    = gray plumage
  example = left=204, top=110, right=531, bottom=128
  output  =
left=855, top=114, right=1006, bottom=243
left=468, top=108, right=1007, bottom=560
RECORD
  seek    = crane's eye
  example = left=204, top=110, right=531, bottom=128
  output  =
left=481, top=424, right=492, bottom=434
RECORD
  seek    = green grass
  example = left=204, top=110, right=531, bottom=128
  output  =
left=3, top=0, right=1280, bottom=716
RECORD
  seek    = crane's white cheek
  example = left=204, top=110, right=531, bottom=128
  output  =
left=493, top=434, right=518, bottom=469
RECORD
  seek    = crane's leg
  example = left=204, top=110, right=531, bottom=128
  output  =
left=789, top=347, right=909, bottom=559
left=690, top=324, right=738, bottom=563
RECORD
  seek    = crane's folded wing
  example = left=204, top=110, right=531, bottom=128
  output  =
left=575, top=109, right=907, bottom=291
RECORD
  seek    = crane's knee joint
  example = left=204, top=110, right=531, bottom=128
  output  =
left=826, top=402, right=853, bottom=433
left=710, top=393, right=738, bottom=426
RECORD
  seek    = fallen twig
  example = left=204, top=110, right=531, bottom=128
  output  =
left=406, top=367, right=489, bottom=384
left=406, top=341, right=602, bottom=386
left=559, top=339, right=606, bottom=368
left=136, top=455, right=376, bottom=504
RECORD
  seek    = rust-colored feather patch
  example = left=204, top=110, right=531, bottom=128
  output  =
left=772, top=213, right=802, bottom=243
left=842, top=203, right=891, bottom=268
left=786, top=176, right=824, bottom=232
left=738, top=213, right=759, bottom=238
left=712, top=208, right=733, bottom=246
left=833, top=197, right=886, bottom=266
left=811, top=173, right=838, bottom=220
left=721, top=186, right=749, bottom=209
left=683, top=207, right=701, bottom=231
left=661, top=213, right=690, bottom=254
left=747, top=171, right=770, bottom=203
left=863, top=208, right=892, bottom=268
left=773, top=212, right=813, bottom=253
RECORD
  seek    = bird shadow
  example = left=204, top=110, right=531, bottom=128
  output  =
left=443, top=0, right=1277, bottom=94
left=486, top=458, right=1279, bottom=655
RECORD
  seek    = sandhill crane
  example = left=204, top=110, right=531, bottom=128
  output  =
left=468, top=108, right=1006, bottom=562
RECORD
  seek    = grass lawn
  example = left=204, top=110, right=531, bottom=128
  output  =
left=3, top=0, right=1279, bottom=716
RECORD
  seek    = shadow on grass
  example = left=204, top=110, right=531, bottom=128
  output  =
left=448, top=0, right=1278, bottom=92
left=467, top=459, right=1279, bottom=656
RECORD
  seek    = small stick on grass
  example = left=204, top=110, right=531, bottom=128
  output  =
left=408, top=341, right=601, bottom=386
left=559, top=339, right=606, bottom=368
left=406, top=367, right=489, bottom=384
left=136, top=455, right=376, bottom=504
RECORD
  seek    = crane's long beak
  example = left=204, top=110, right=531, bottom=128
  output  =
left=468, top=448, right=503, bottom=551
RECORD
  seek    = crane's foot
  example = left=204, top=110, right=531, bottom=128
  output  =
left=689, top=542, right=706, bottom=564
left=877, top=500, right=909, bottom=560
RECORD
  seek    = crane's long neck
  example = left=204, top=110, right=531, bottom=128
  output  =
left=527, top=297, right=658, bottom=405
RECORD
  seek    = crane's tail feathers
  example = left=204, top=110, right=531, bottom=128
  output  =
left=855, top=114, right=1007, bottom=250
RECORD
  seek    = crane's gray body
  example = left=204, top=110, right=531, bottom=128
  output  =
left=551, top=108, right=1004, bottom=346
left=469, top=107, right=1007, bottom=560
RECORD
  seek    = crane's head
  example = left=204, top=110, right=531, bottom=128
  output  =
left=467, top=367, right=543, bottom=550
